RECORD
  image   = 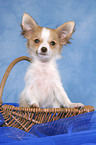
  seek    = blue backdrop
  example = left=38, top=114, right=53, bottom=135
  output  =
left=0, top=0, right=96, bottom=108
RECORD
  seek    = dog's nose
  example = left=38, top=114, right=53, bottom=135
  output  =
left=41, top=47, right=47, bottom=53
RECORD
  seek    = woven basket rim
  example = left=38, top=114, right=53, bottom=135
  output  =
left=2, top=104, right=95, bottom=113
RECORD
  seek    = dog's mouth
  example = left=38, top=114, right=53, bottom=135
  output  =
left=36, top=51, right=50, bottom=61
left=36, top=51, right=48, bottom=56
left=38, top=53, right=47, bottom=56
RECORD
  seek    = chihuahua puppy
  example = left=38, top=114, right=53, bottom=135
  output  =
left=20, top=13, right=84, bottom=108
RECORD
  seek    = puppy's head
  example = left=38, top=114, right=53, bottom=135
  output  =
left=21, top=13, right=75, bottom=62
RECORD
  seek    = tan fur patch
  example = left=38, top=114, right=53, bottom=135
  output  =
left=22, top=26, right=43, bottom=51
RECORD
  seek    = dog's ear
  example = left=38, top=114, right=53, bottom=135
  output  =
left=56, top=21, right=75, bottom=45
left=21, top=13, right=38, bottom=37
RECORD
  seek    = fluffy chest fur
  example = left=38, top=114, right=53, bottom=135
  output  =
left=24, top=59, right=61, bottom=107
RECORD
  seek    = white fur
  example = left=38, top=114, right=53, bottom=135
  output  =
left=20, top=27, right=84, bottom=108
left=20, top=59, right=70, bottom=108
left=38, top=28, right=50, bottom=53
left=37, top=28, right=52, bottom=61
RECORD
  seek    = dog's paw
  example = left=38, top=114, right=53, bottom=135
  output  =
left=70, top=103, right=84, bottom=109
left=30, top=104, right=39, bottom=108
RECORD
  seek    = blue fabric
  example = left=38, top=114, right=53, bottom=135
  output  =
left=0, top=125, right=96, bottom=145
left=29, top=111, right=96, bottom=137
left=0, top=103, right=96, bottom=144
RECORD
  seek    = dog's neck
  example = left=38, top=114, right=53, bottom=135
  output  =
left=30, top=58, right=59, bottom=76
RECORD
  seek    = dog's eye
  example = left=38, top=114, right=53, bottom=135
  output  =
left=34, top=39, right=40, bottom=43
left=50, top=41, right=56, bottom=46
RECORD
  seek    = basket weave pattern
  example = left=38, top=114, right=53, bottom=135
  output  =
left=0, top=56, right=95, bottom=132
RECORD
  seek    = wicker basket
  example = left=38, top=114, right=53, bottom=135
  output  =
left=0, top=56, right=95, bottom=132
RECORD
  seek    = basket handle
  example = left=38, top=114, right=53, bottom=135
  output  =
left=0, top=56, right=31, bottom=104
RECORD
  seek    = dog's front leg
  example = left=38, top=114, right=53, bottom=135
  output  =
left=20, top=86, right=39, bottom=107
left=54, top=82, right=84, bottom=108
